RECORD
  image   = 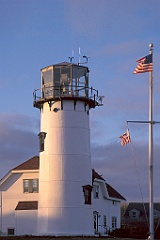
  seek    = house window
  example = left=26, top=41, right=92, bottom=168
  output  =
left=132, top=211, right=137, bottom=218
left=129, top=209, right=140, bottom=219
left=8, top=228, right=15, bottom=235
left=23, top=179, right=39, bottom=193
left=112, top=200, right=116, bottom=205
left=82, top=185, right=92, bottom=204
left=32, top=179, right=39, bottom=192
left=154, top=209, right=160, bottom=219
left=38, top=132, right=46, bottom=152
left=103, top=215, right=107, bottom=227
left=93, top=185, right=99, bottom=199
left=112, top=216, right=117, bottom=230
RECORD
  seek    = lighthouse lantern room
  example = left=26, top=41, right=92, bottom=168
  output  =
left=33, top=62, right=103, bottom=235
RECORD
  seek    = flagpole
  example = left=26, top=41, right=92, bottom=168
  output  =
left=149, top=43, right=154, bottom=240
left=127, top=45, right=154, bottom=239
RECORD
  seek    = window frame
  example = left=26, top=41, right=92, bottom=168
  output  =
left=93, top=185, right=99, bottom=199
left=23, top=179, right=39, bottom=193
left=38, top=132, right=46, bottom=152
left=82, top=185, right=92, bottom=204
left=112, top=216, right=117, bottom=230
left=129, top=209, right=140, bottom=219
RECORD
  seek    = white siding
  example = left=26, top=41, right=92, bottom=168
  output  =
left=92, top=181, right=121, bottom=235
left=1, top=172, right=38, bottom=235
left=15, top=210, right=37, bottom=235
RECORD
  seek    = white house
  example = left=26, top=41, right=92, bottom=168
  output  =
left=0, top=156, right=125, bottom=236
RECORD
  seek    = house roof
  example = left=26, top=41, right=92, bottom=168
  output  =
left=0, top=156, right=39, bottom=186
left=15, top=201, right=38, bottom=210
left=92, top=168, right=105, bottom=182
left=41, top=62, right=89, bottom=71
left=92, top=169, right=125, bottom=200
left=12, top=156, right=39, bottom=171
left=106, top=183, right=126, bottom=200
left=124, top=202, right=160, bottom=216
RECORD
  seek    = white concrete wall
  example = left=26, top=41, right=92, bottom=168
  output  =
left=38, top=100, right=93, bottom=235
left=1, top=172, right=39, bottom=235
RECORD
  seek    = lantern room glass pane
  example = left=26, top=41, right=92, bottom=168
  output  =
left=42, top=69, right=53, bottom=84
left=42, top=67, right=53, bottom=98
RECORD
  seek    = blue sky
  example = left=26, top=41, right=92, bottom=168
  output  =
left=0, top=0, right=160, bottom=202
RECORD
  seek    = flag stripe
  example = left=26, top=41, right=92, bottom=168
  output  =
left=119, top=130, right=131, bottom=146
left=134, top=54, right=152, bottom=74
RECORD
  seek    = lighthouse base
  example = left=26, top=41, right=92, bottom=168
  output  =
left=37, top=207, right=93, bottom=236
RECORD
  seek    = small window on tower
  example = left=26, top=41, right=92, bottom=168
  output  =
left=38, top=132, right=47, bottom=152
left=82, top=185, right=92, bottom=204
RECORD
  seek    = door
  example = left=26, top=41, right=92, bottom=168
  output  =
left=93, top=211, right=99, bottom=233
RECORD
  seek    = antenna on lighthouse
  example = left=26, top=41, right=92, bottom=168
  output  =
left=78, top=47, right=81, bottom=65
left=68, top=56, right=74, bottom=63
left=68, top=50, right=74, bottom=63
left=83, top=55, right=90, bottom=63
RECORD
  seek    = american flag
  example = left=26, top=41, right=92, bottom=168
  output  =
left=119, top=130, right=131, bottom=146
left=134, top=54, right=152, bottom=74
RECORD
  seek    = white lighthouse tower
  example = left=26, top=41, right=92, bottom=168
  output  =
left=33, top=61, right=103, bottom=235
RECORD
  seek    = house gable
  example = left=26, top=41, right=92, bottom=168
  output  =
left=0, top=156, right=39, bottom=191
left=125, top=202, right=160, bottom=219
left=92, top=169, right=126, bottom=201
